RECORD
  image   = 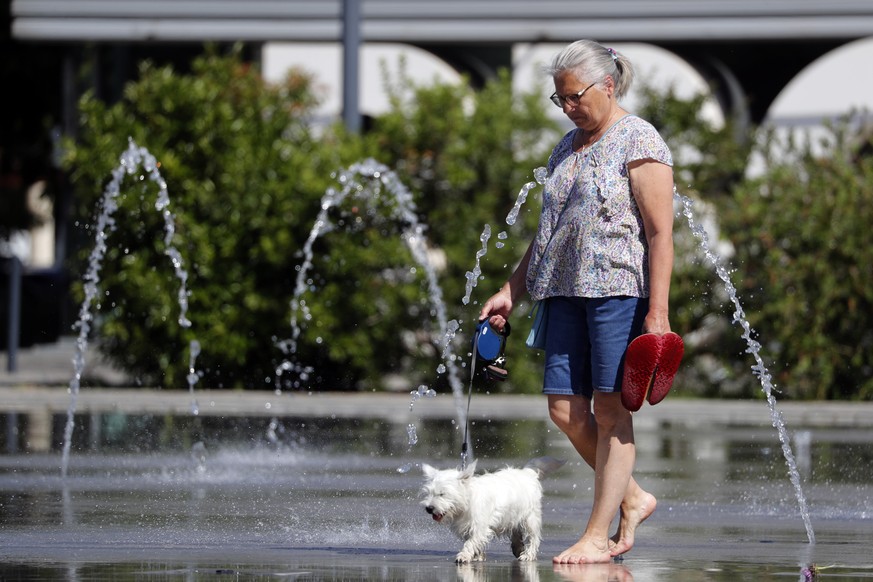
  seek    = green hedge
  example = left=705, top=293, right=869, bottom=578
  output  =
left=64, top=49, right=873, bottom=399
left=64, top=50, right=557, bottom=391
left=721, top=120, right=873, bottom=400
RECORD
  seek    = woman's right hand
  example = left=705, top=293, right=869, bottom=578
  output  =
left=479, top=286, right=513, bottom=332
left=478, top=239, right=534, bottom=332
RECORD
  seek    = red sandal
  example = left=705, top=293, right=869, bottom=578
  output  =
left=620, top=332, right=684, bottom=412
left=648, top=332, right=684, bottom=406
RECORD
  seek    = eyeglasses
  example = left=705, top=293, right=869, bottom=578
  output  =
left=549, top=82, right=597, bottom=108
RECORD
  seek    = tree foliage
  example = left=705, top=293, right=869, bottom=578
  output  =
left=639, top=86, right=873, bottom=401
left=361, top=65, right=561, bottom=393
left=64, top=51, right=341, bottom=388
left=64, top=50, right=558, bottom=391
left=63, top=49, right=873, bottom=399
left=721, top=118, right=873, bottom=400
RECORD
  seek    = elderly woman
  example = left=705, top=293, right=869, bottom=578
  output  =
left=479, top=39, right=675, bottom=564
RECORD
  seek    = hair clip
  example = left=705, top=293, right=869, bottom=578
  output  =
left=606, top=47, right=618, bottom=61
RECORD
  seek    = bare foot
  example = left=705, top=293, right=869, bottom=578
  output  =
left=610, top=492, right=657, bottom=556
left=553, top=562, right=635, bottom=582
left=553, top=536, right=612, bottom=564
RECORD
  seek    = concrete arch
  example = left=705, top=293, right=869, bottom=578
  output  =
left=262, top=42, right=462, bottom=123
left=417, top=39, right=852, bottom=128
left=680, top=54, right=751, bottom=135
left=765, top=36, right=873, bottom=127
left=663, top=40, right=844, bottom=125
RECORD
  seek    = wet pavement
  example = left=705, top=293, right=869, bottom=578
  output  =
left=1, top=404, right=872, bottom=581
left=1, top=339, right=872, bottom=580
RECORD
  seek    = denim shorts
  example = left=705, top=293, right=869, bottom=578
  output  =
left=542, top=296, right=648, bottom=398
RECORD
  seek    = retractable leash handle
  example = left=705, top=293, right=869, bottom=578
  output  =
left=473, top=319, right=511, bottom=382
left=475, top=319, right=504, bottom=361
left=461, top=319, right=513, bottom=468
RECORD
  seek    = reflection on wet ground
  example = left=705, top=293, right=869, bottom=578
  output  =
left=1, top=409, right=872, bottom=580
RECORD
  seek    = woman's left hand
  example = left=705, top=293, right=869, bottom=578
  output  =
left=643, top=309, right=671, bottom=336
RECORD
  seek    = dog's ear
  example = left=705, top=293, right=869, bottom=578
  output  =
left=422, top=463, right=438, bottom=478
left=460, top=460, right=477, bottom=479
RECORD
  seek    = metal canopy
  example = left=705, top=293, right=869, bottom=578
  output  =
left=12, top=0, right=873, bottom=42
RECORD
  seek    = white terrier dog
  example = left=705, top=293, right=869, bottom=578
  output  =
left=420, top=458, right=564, bottom=563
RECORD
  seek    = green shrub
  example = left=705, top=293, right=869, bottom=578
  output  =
left=361, top=66, right=561, bottom=393
left=640, top=87, right=873, bottom=401
left=65, top=50, right=360, bottom=388
left=64, top=50, right=558, bottom=391
left=721, top=118, right=873, bottom=400
left=65, top=48, right=872, bottom=400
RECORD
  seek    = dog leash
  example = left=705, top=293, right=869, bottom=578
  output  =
left=460, top=328, right=479, bottom=470
left=460, top=319, right=510, bottom=469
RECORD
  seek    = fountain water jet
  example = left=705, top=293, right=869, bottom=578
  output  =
left=61, top=139, right=198, bottom=478
left=274, top=159, right=466, bottom=430
left=462, top=225, right=492, bottom=306
left=277, top=164, right=553, bottom=468
left=459, top=168, right=548, bottom=309
left=676, top=189, right=815, bottom=544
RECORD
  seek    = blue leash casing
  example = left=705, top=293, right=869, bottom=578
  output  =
left=473, top=319, right=510, bottom=381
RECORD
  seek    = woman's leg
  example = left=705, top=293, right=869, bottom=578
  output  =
left=548, top=395, right=656, bottom=557
left=544, top=296, right=656, bottom=561
left=553, top=392, right=636, bottom=563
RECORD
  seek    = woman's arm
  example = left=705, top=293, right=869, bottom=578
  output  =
left=478, top=240, right=534, bottom=329
left=629, top=159, right=674, bottom=335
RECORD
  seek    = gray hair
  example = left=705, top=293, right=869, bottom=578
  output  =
left=546, top=40, right=635, bottom=100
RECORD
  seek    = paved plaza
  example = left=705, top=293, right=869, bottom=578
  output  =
left=2, top=338, right=872, bottom=430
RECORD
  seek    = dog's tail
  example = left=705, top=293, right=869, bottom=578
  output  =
left=524, top=456, right=566, bottom=478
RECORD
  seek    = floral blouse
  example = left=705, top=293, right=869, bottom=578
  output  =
left=526, top=115, right=673, bottom=301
